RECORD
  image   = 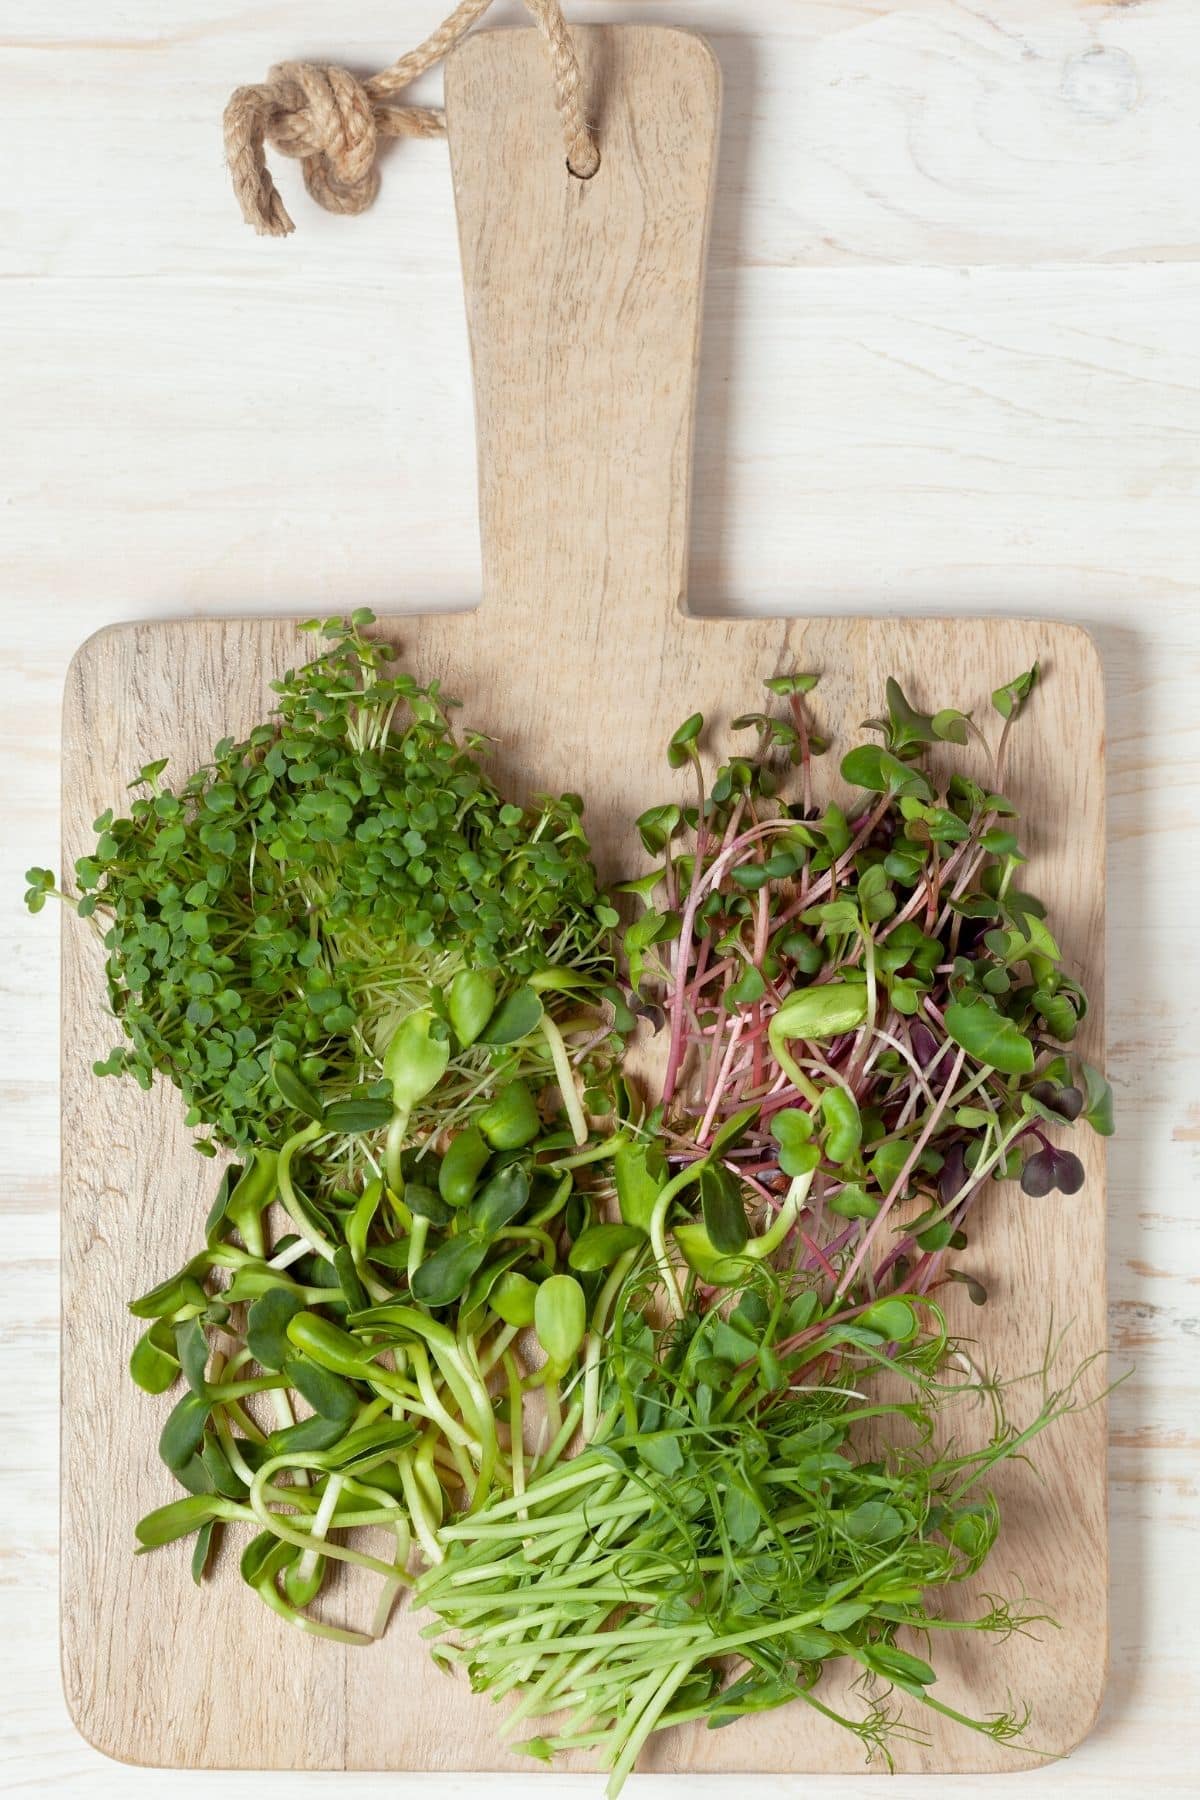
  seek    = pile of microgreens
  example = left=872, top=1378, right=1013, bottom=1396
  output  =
left=418, top=1266, right=1098, bottom=1794
left=610, top=666, right=1112, bottom=1320
left=29, top=610, right=623, bottom=1168
left=28, top=629, right=1112, bottom=1781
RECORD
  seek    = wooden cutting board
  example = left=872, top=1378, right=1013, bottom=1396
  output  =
left=60, top=25, right=1107, bottom=1774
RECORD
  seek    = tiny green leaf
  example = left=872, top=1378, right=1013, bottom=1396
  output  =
left=490, top=1270, right=540, bottom=1328
left=615, top=1140, right=665, bottom=1231
left=840, top=746, right=932, bottom=800
left=271, top=1060, right=325, bottom=1121
left=770, top=1108, right=821, bottom=1178
left=932, top=708, right=969, bottom=744
left=129, top=1324, right=180, bottom=1395
left=700, top=1163, right=750, bottom=1255
left=323, top=1098, right=394, bottom=1134
left=158, top=1392, right=211, bottom=1472
left=246, top=1288, right=305, bottom=1372
left=477, top=987, right=544, bottom=1046
left=410, top=1236, right=489, bottom=1308
left=858, top=1298, right=918, bottom=1342
left=820, top=1088, right=862, bottom=1164
left=991, top=662, right=1039, bottom=721
left=667, top=713, right=704, bottom=767
left=1080, top=1061, right=1115, bottom=1136
left=383, top=1009, right=451, bottom=1110
left=534, top=1274, right=587, bottom=1368
left=447, top=969, right=497, bottom=1049
left=468, top=1164, right=531, bottom=1235
left=135, top=1494, right=225, bottom=1550
left=944, top=1000, right=1035, bottom=1075
left=568, top=1222, right=646, bottom=1272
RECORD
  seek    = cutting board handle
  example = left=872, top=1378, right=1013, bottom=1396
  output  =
left=445, top=26, right=720, bottom=641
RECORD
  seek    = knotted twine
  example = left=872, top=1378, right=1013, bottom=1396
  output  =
left=224, top=0, right=599, bottom=236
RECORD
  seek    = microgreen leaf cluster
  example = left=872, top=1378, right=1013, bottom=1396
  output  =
left=126, top=1128, right=626, bottom=1632
left=620, top=667, right=1112, bottom=1310
left=419, top=1271, right=1099, bottom=1793
left=55, top=612, right=620, bottom=1153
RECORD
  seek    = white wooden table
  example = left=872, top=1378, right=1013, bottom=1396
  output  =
left=2, top=2, right=1198, bottom=1793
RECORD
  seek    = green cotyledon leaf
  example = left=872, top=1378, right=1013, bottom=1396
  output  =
left=943, top=999, right=1035, bottom=1076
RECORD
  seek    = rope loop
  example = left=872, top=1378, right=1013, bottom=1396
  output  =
left=224, top=0, right=598, bottom=236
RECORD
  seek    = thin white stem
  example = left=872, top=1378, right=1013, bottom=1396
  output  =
left=836, top=1044, right=967, bottom=1299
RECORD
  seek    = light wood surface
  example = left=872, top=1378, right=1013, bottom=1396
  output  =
left=4, top=3, right=1199, bottom=1797
left=58, top=24, right=1107, bottom=1777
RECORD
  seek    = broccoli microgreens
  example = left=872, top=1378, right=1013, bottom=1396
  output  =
left=37, top=610, right=621, bottom=1161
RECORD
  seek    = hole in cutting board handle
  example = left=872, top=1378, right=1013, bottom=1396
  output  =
left=567, top=151, right=601, bottom=180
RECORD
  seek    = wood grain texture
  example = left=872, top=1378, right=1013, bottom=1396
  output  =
left=59, top=25, right=1107, bottom=1775
left=5, top=4, right=1199, bottom=1797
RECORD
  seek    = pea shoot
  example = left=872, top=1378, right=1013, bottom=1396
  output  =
left=419, top=1266, right=1102, bottom=1794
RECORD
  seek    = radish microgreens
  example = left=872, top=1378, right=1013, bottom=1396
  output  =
left=617, top=666, right=1113, bottom=1312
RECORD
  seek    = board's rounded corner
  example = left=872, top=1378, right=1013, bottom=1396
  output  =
left=59, top=1663, right=162, bottom=1771
left=664, top=25, right=723, bottom=112
left=61, top=620, right=141, bottom=753
left=1040, top=619, right=1106, bottom=700
left=645, top=25, right=721, bottom=69
left=64, top=618, right=137, bottom=688
left=1047, top=1655, right=1110, bottom=1764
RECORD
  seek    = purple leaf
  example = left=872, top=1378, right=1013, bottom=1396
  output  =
left=1020, top=1146, right=1085, bottom=1198
left=938, top=1141, right=970, bottom=1208
left=1029, top=1080, right=1083, bottom=1123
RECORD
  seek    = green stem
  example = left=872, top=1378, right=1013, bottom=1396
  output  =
left=384, top=1108, right=410, bottom=1198
left=277, top=1119, right=336, bottom=1261
left=251, top=1574, right=372, bottom=1646
left=605, top=1656, right=695, bottom=1794
left=648, top=1164, right=706, bottom=1318
left=249, top=1458, right=408, bottom=1581
left=295, top=1472, right=342, bottom=1585
left=503, top=1350, right=526, bottom=1517
left=398, top=1454, right=443, bottom=1564
left=539, top=1014, right=589, bottom=1146
left=407, top=1214, right=429, bottom=1282
left=582, top=1248, right=639, bottom=1440
left=537, top=1397, right=584, bottom=1477
left=549, top=1136, right=625, bottom=1174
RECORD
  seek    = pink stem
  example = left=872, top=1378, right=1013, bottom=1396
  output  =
left=790, top=694, right=814, bottom=819
left=801, top=1232, right=838, bottom=1285
left=835, top=1044, right=968, bottom=1299
left=697, top=1018, right=744, bottom=1145
left=773, top=794, right=892, bottom=930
